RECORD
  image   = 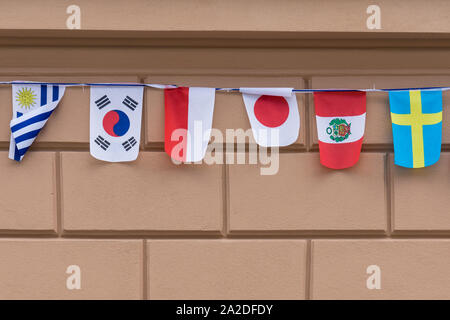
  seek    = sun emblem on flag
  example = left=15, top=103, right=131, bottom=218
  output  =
left=16, top=87, right=37, bottom=109
left=326, top=118, right=351, bottom=142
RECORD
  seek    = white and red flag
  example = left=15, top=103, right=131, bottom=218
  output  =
left=240, top=88, right=300, bottom=147
left=164, top=87, right=215, bottom=162
left=314, top=91, right=366, bottom=169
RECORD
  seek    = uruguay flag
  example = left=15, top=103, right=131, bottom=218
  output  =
left=9, top=84, right=65, bottom=161
left=389, top=89, right=443, bottom=168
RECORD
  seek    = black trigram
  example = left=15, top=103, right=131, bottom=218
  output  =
left=122, top=136, right=137, bottom=151
left=122, top=95, right=138, bottom=111
left=95, top=95, right=111, bottom=109
left=94, top=135, right=111, bottom=151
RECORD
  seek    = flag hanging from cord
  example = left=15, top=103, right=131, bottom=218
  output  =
left=164, top=87, right=216, bottom=163
left=314, top=91, right=366, bottom=169
left=389, top=90, right=442, bottom=168
left=240, top=88, right=300, bottom=147
left=9, top=83, right=65, bottom=161
left=90, top=86, right=144, bottom=162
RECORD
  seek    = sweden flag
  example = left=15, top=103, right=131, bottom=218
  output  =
left=389, top=90, right=443, bottom=168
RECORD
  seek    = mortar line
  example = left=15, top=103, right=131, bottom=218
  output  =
left=305, top=239, right=312, bottom=300
left=142, top=239, right=148, bottom=300
left=223, top=156, right=230, bottom=238
left=55, top=152, right=63, bottom=237
left=139, top=76, right=148, bottom=149
left=386, top=153, right=393, bottom=237
left=304, top=77, right=312, bottom=152
left=3, top=233, right=450, bottom=239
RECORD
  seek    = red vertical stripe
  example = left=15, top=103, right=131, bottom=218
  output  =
left=164, top=87, right=189, bottom=162
left=314, top=91, right=366, bottom=117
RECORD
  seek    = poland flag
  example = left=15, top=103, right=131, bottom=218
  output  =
left=164, top=87, right=215, bottom=162
left=240, top=88, right=300, bottom=147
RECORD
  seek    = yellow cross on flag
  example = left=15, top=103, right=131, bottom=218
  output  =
left=389, top=90, right=443, bottom=168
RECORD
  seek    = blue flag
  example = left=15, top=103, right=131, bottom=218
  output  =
left=9, top=84, right=65, bottom=161
left=389, top=90, right=442, bottom=168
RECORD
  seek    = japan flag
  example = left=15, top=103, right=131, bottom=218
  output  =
left=240, top=88, right=300, bottom=147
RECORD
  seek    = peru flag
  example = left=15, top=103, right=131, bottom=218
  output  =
left=240, top=88, right=300, bottom=147
left=164, top=87, right=215, bottom=162
left=314, top=91, right=366, bottom=169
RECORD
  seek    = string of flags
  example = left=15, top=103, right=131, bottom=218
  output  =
left=6, top=81, right=448, bottom=169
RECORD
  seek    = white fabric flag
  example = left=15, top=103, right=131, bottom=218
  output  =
left=9, top=83, right=65, bottom=161
left=90, top=86, right=143, bottom=162
left=164, top=87, right=216, bottom=163
left=240, top=87, right=300, bottom=147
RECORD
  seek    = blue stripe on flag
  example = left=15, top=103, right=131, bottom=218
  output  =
left=15, top=129, right=40, bottom=143
left=13, top=145, right=21, bottom=161
left=41, top=85, right=47, bottom=106
left=18, top=147, right=30, bottom=157
left=52, top=86, right=59, bottom=102
left=11, top=110, right=53, bottom=133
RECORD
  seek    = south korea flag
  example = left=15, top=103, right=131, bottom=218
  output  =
left=90, top=86, right=143, bottom=162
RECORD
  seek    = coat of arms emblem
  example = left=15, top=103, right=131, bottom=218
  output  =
left=326, top=118, right=351, bottom=142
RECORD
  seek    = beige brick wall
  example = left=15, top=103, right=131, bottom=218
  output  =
left=1, top=77, right=448, bottom=299
left=0, top=0, right=449, bottom=300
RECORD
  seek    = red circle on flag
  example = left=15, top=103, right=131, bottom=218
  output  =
left=254, top=95, right=289, bottom=128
